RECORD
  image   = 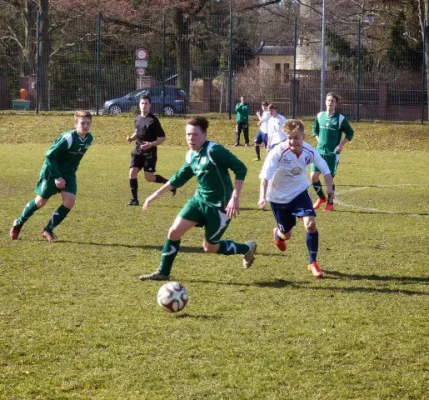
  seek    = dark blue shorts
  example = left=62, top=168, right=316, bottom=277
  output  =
left=270, top=190, right=316, bottom=234
left=254, top=130, right=268, bottom=147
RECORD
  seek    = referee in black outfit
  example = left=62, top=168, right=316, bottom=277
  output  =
left=126, top=95, right=175, bottom=206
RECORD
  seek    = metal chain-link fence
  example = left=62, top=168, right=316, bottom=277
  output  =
left=0, top=2, right=426, bottom=122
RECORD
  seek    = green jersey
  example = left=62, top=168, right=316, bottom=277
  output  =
left=235, top=102, right=250, bottom=123
left=312, top=111, right=354, bottom=155
left=40, top=129, right=94, bottom=179
left=169, top=141, right=247, bottom=208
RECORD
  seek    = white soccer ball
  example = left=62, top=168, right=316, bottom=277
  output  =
left=157, top=281, right=188, bottom=313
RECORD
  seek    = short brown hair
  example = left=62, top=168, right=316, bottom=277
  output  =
left=284, top=119, right=304, bottom=135
left=326, top=92, right=341, bottom=103
left=262, top=101, right=269, bottom=106
left=268, top=103, right=276, bottom=110
left=187, top=116, right=209, bottom=132
left=74, top=110, right=92, bottom=122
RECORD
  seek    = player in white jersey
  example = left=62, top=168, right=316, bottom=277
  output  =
left=253, top=101, right=271, bottom=161
left=266, top=104, right=287, bottom=151
left=258, top=119, right=334, bottom=278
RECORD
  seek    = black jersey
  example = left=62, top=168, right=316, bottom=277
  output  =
left=132, top=113, right=165, bottom=156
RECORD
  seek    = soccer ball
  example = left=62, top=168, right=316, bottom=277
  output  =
left=157, top=281, right=188, bottom=313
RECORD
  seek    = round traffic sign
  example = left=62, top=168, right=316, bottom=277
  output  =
left=135, top=48, right=149, bottom=61
left=136, top=67, right=146, bottom=76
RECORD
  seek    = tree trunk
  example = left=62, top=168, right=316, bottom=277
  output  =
left=39, top=0, right=51, bottom=111
left=23, top=0, right=38, bottom=74
left=174, top=8, right=190, bottom=94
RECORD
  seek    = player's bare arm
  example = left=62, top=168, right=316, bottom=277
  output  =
left=324, top=173, right=335, bottom=200
left=258, top=179, right=268, bottom=209
left=226, top=179, right=244, bottom=218
left=126, top=130, right=137, bottom=142
left=335, top=138, right=349, bottom=153
left=142, top=181, right=173, bottom=211
left=141, top=136, right=166, bottom=151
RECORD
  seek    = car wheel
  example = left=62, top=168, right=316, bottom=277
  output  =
left=109, top=104, right=122, bottom=114
left=164, top=106, right=175, bottom=116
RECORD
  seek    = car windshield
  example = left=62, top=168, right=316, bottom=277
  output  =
left=126, top=89, right=148, bottom=99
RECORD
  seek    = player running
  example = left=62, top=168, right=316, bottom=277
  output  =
left=259, top=119, right=333, bottom=278
left=10, top=110, right=94, bottom=242
left=139, top=116, right=256, bottom=281
left=311, top=92, right=354, bottom=211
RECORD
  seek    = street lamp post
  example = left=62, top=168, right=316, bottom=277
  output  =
left=320, top=0, right=326, bottom=111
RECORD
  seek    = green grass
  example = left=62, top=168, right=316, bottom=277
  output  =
left=1, top=115, right=429, bottom=399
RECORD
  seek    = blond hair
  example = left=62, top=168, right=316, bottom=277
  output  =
left=74, top=110, right=92, bottom=122
left=284, top=119, right=304, bottom=135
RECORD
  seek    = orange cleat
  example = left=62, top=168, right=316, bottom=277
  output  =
left=313, top=198, right=327, bottom=210
left=273, top=227, right=287, bottom=252
left=308, top=261, right=324, bottom=278
left=324, top=203, right=334, bottom=212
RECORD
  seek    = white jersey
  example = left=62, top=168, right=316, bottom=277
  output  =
left=259, top=141, right=331, bottom=204
left=260, top=110, right=271, bottom=134
left=267, top=113, right=287, bottom=145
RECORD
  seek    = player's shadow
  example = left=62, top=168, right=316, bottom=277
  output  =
left=331, top=209, right=429, bottom=217
left=175, top=314, right=222, bottom=320
left=325, top=270, right=429, bottom=285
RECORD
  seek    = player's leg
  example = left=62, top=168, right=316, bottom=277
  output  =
left=302, top=215, right=323, bottom=277
left=270, top=201, right=295, bottom=252
left=10, top=176, right=55, bottom=240
left=310, top=164, right=326, bottom=209
left=42, top=180, right=76, bottom=242
left=243, top=123, right=250, bottom=146
left=234, top=123, right=242, bottom=146
left=128, top=155, right=142, bottom=205
left=139, top=198, right=201, bottom=281
left=324, top=154, right=339, bottom=212
left=202, top=204, right=256, bottom=268
left=143, top=154, right=176, bottom=195
left=254, top=131, right=263, bottom=160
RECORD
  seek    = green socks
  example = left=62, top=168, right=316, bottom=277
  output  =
left=217, top=240, right=249, bottom=255
left=313, top=181, right=326, bottom=199
left=17, top=200, right=39, bottom=224
left=158, top=239, right=181, bottom=276
left=44, top=205, right=71, bottom=232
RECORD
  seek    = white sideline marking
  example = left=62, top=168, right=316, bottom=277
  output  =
left=335, top=184, right=429, bottom=218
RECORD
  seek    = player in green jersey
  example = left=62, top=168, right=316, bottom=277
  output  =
left=139, top=116, right=257, bottom=281
left=10, top=110, right=94, bottom=242
left=311, top=92, right=354, bottom=211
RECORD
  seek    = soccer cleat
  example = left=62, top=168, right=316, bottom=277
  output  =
left=253, top=158, right=261, bottom=161
left=233, top=143, right=240, bottom=147
left=308, top=261, right=324, bottom=278
left=10, top=219, right=23, bottom=240
left=126, top=199, right=139, bottom=206
left=324, top=203, right=334, bottom=212
left=171, top=188, right=177, bottom=197
left=41, top=230, right=58, bottom=242
left=244, top=143, right=249, bottom=147
left=243, top=241, right=257, bottom=268
left=139, top=271, right=170, bottom=281
left=313, top=197, right=327, bottom=210
left=272, top=227, right=287, bottom=252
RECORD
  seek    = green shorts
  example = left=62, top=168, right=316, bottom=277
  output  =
left=178, top=196, right=231, bottom=244
left=35, top=175, right=77, bottom=199
left=310, top=153, right=340, bottom=177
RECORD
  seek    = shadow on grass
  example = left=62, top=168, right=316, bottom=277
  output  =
left=186, top=278, right=429, bottom=296
left=325, top=270, right=429, bottom=284
left=175, top=313, right=222, bottom=320
left=332, top=209, right=429, bottom=217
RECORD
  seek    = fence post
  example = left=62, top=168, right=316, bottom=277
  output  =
left=292, top=13, right=297, bottom=118
left=36, top=10, right=40, bottom=115
left=228, top=6, right=233, bottom=120
left=421, top=20, right=426, bottom=125
left=162, top=13, right=166, bottom=116
left=320, top=0, right=326, bottom=111
left=356, top=17, right=361, bottom=122
left=96, top=12, right=102, bottom=116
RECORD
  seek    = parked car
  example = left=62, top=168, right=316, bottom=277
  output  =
left=103, top=86, right=188, bottom=115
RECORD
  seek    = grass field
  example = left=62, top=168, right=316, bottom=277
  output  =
left=1, top=114, right=429, bottom=399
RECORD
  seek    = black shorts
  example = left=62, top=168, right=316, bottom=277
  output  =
left=130, top=152, right=157, bottom=172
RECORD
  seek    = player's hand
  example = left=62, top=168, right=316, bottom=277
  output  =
left=226, top=196, right=240, bottom=218
left=335, top=144, right=343, bottom=153
left=55, top=178, right=66, bottom=189
left=126, top=136, right=132, bottom=143
left=142, top=197, right=151, bottom=211
left=258, top=198, right=267, bottom=209
left=141, top=142, right=152, bottom=151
